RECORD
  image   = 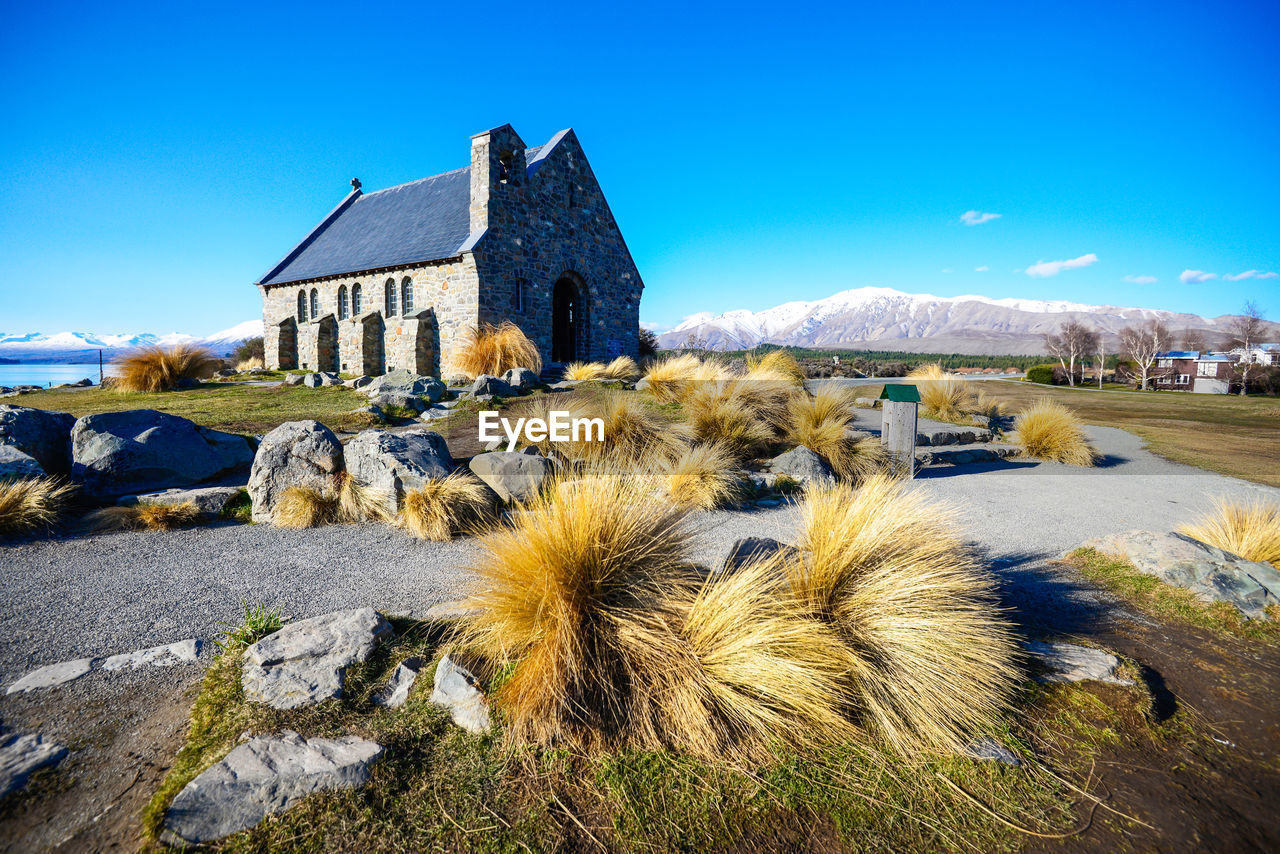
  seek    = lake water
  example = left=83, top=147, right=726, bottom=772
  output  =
left=0, top=363, right=120, bottom=388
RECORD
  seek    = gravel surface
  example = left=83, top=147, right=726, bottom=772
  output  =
left=2, top=426, right=1277, bottom=685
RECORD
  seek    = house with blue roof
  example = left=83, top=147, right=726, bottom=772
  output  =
left=256, top=125, right=644, bottom=377
left=1153, top=350, right=1235, bottom=393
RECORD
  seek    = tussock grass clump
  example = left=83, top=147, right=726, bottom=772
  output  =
left=660, top=443, right=742, bottom=509
left=1014, top=400, right=1098, bottom=466
left=1180, top=498, right=1280, bottom=565
left=86, top=501, right=203, bottom=532
left=0, top=477, right=74, bottom=537
left=640, top=354, right=734, bottom=404
left=400, top=472, right=496, bottom=541
left=683, top=382, right=774, bottom=459
left=567, top=391, right=689, bottom=465
left=746, top=349, right=806, bottom=387
left=784, top=386, right=887, bottom=480
left=563, top=361, right=606, bottom=381
left=114, top=343, right=218, bottom=393
left=272, top=486, right=339, bottom=529
left=235, top=356, right=264, bottom=372
left=568, top=355, right=643, bottom=382
left=336, top=472, right=394, bottom=524
left=907, top=363, right=973, bottom=422
left=457, top=321, right=542, bottom=379
left=791, top=476, right=1019, bottom=753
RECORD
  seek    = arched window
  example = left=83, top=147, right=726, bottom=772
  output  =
left=338, top=285, right=349, bottom=320
left=401, top=277, right=413, bottom=314
left=310, top=288, right=319, bottom=320
left=297, top=290, right=307, bottom=322
left=384, top=278, right=397, bottom=317
left=352, top=283, right=362, bottom=316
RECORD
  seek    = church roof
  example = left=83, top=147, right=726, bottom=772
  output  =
left=257, top=131, right=568, bottom=287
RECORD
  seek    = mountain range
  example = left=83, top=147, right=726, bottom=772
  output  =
left=0, top=320, right=263, bottom=363
left=655, top=287, right=1275, bottom=355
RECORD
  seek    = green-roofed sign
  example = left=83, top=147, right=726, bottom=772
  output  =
left=879, top=383, right=921, bottom=403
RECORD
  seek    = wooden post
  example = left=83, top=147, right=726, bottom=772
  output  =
left=98, top=349, right=104, bottom=386
left=881, top=399, right=919, bottom=478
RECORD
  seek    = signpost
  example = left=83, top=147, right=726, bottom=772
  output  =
left=879, top=383, right=920, bottom=478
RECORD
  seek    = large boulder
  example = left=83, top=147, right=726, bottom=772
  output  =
left=502, top=367, right=542, bottom=394
left=467, top=374, right=515, bottom=399
left=162, top=730, right=383, bottom=845
left=344, top=428, right=453, bottom=511
left=468, top=451, right=553, bottom=503
left=767, top=446, right=836, bottom=487
left=0, top=405, right=77, bottom=475
left=1083, top=530, right=1280, bottom=619
left=368, top=391, right=428, bottom=414
left=247, top=420, right=344, bottom=523
left=242, top=608, right=393, bottom=709
left=118, top=485, right=245, bottom=518
left=0, top=445, right=44, bottom=479
left=70, top=410, right=253, bottom=500
left=365, top=370, right=445, bottom=402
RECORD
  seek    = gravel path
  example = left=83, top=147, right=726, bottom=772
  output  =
left=2, top=426, right=1277, bottom=684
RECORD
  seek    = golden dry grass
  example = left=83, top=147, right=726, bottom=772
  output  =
left=272, top=486, right=339, bottom=529
left=1180, top=498, right=1280, bottom=565
left=86, top=501, right=203, bottom=532
left=0, top=477, right=75, bottom=537
left=659, top=443, right=742, bottom=509
left=1014, top=400, right=1098, bottom=466
left=784, top=386, right=887, bottom=480
left=400, top=472, right=496, bottom=540
left=114, top=343, right=219, bottom=393
left=456, top=322, right=542, bottom=379
left=235, top=356, right=265, bottom=372
left=601, top=355, right=642, bottom=381
left=639, top=354, right=734, bottom=404
left=563, top=362, right=606, bottom=381
left=336, top=473, right=394, bottom=524
left=565, top=390, right=690, bottom=466
left=907, top=363, right=975, bottom=422
left=746, top=350, right=806, bottom=387
left=682, top=382, right=774, bottom=459
left=790, top=476, right=1019, bottom=753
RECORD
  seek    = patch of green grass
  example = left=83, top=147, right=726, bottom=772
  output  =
left=214, top=601, right=284, bottom=651
left=218, top=489, right=253, bottom=524
left=1065, top=548, right=1280, bottom=642
left=378, top=404, right=422, bottom=422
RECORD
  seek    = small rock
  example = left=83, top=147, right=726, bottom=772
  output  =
left=767, top=446, right=836, bottom=486
left=102, top=639, right=200, bottom=671
left=283, top=373, right=305, bottom=386
left=548, top=380, right=581, bottom=391
left=300, top=373, right=324, bottom=388
left=372, top=658, right=423, bottom=708
left=634, top=376, right=651, bottom=392
left=162, top=730, right=383, bottom=844
left=6, top=657, right=98, bottom=694
left=419, top=407, right=452, bottom=422
left=0, top=734, right=68, bottom=798
left=1023, top=641, right=1134, bottom=686
left=430, top=655, right=491, bottom=734
left=242, top=608, right=393, bottom=709
left=469, top=451, right=553, bottom=503
left=343, top=375, right=373, bottom=390
left=119, top=486, right=245, bottom=517
left=962, top=737, right=1021, bottom=766
left=468, top=374, right=515, bottom=398
left=421, top=600, right=482, bottom=621
left=501, top=367, right=542, bottom=394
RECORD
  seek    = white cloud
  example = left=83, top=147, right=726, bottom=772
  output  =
left=1124, top=274, right=1157, bottom=284
left=941, top=268, right=955, bottom=274
left=1224, top=269, right=1278, bottom=281
left=960, top=210, right=1001, bottom=226
left=639, top=320, right=668, bottom=332
left=1025, top=253, right=1098, bottom=278
left=1179, top=269, right=1217, bottom=284
left=975, top=265, right=989, bottom=272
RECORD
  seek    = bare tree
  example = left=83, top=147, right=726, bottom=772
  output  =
left=1118, top=319, right=1170, bottom=390
left=1096, top=333, right=1106, bottom=389
left=1180, top=327, right=1207, bottom=353
left=1224, top=301, right=1267, bottom=396
left=1044, top=321, right=1099, bottom=387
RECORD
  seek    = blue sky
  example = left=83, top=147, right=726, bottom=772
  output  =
left=1, top=0, right=1276, bottom=336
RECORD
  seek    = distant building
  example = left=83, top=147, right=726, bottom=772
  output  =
left=1153, top=351, right=1234, bottom=394
left=1230, top=343, right=1280, bottom=367
left=255, top=125, right=643, bottom=377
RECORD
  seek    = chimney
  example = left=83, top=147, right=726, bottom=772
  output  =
left=469, top=124, right=526, bottom=234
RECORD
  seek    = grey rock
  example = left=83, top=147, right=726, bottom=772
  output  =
left=283, top=373, right=305, bottom=386
left=548, top=380, right=582, bottom=391
left=430, top=655, right=491, bottom=734
left=767, top=446, right=836, bottom=486
left=962, top=737, right=1021, bottom=766
left=421, top=600, right=482, bottom=621
left=372, top=658, right=423, bottom=708
left=0, top=445, right=44, bottom=478
left=246, top=420, right=344, bottom=523
left=120, top=485, right=245, bottom=517
left=0, top=404, right=76, bottom=474
left=722, top=537, right=800, bottom=572
left=214, top=368, right=236, bottom=378
left=501, top=367, right=542, bottom=393
left=916, top=427, right=992, bottom=447
left=368, top=391, right=428, bottom=413
left=853, top=397, right=880, bottom=409
left=70, top=409, right=254, bottom=499
left=162, top=730, right=383, bottom=844
left=419, top=407, right=452, bottom=422
left=844, top=429, right=873, bottom=442
left=0, top=734, right=68, bottom=798
left=300, top=373, right=324, bottom=388
left=7, top=657, right=98, bottom=694
left=468, top=451, right=553, bottom=503
left=319, top=372, right=342, bottom=386
left=343, top=375, right=373, bottom=390
left=633, top=376, right=650, bottom=392
left=102, top=638, right=200, bottom=671
left=468, top=374, right=515, bottom=398
left=1085, top=530, right=1280, bottom=619
left=242, top=608, right=393, bottom=709
left=1023, top=641, right=1134, bottom=686
left=365, top=370, right=445, bottom=402
left=344, top=428, right=453, bottom=511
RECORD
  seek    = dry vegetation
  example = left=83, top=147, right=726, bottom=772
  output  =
left=84, top=501, right=203, bottom=532
left=1180, top=497, right=1280, bottom=565
left=271, top=475, right=393, bottom=529
left=400, top=473, right=496, bottom=541
left=1013, top=400, right=1099, bottom=466
left=659, top=443, right=743, bottom=509
left=113, top=343, right=219, bottom=393
left=785, top=385, right=888, bottom=481
left=563, top=355, right=642, bottom=382
left=0, top=477, right=75, bottom=537
left=456, top=322, right=542, bottom=379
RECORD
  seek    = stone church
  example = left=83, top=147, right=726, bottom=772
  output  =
left=256, top=125, right=644, bottom=377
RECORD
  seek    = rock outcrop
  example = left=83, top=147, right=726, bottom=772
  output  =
left=246, top=420, right=344, bottom=523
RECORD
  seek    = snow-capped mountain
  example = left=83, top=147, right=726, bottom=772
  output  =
left=655, top=287, right=1263, bottom=355
left=0, top=321, right=264, bottom=362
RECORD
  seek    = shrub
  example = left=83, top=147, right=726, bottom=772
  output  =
left=600, top=355, right=642, bottom=381
left=784, top=386, right=886, bottom=480
left=456, top=322, right=542, bottom=379
left=659, top=443, right=742, bottom=509
left=86, top=501, right=203, bottom=532
left=336, top=472, right=394, bottom=524
left=907, top=363, right=973, bottom=421
left=638, top=328, right=658, bottom=358
left=1025, top=364, right=1056, bottom=385
left=400, top=473, right=496, bottom=541
left=790, top=477, right=1019, bottom=752
left=114, top=343, right=219, bottom=393
left=566, top=390, right=689, bottom=466
left=0, top=477, right=74, bottom=537
left=234, top=356, right=265, bottom=372
left=683, top=382, right=775, bottom=459
left=1014, top=400, right=1098, bottom=466
left=640, top=354, right=706, bottom=404
left=746, top=350, right=806, bottom=387
left=563, top=362, right=606, bottom=381
left=1180, top=498, right=1280, bottom=565
left=231, top=336, right=265, bottom=365
left=272, top=486, right=339, bottom=529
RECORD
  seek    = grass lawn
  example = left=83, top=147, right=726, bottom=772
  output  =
left=12, top=384, right=371, bottom=436
left=144, top=616, right=1195, bottom=853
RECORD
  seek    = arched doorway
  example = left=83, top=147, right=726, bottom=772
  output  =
left=361, top=313, right=386, bottom=376
left=276, top=318, right=298, bottom=370
left=316, top=315, right=339, bottom=373
left=553, top=276, right=581, bottom=362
